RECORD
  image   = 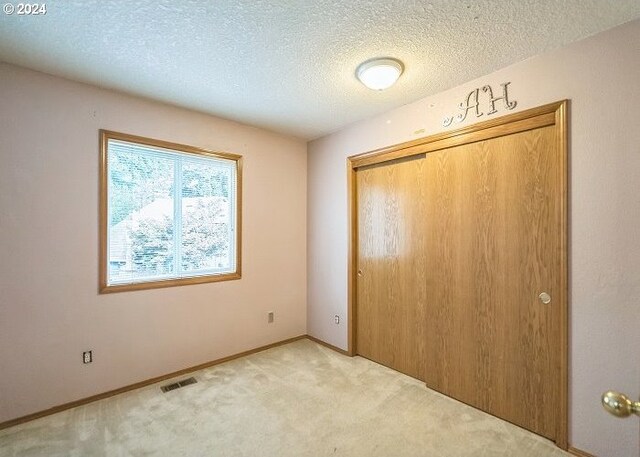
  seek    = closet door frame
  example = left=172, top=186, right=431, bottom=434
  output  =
left=346, top=100, right=568, bottom=449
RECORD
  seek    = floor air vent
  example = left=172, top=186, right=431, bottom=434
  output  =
left=161, top=377, right=197, bottom=393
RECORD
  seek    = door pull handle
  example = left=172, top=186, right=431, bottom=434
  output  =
left=602, top=391, right=640, bottom=418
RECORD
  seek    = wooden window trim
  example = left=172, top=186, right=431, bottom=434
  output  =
left=99, top=130, right=243, bottom=294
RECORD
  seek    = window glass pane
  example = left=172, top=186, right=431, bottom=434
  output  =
left=108, top=141, right=175, bottom=284
left=181, top=158, right=235, bottom=274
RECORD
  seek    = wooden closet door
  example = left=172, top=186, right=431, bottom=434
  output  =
left=356, top=156, right=427, bottom=381
left=423, top=125, right=562, bottom=440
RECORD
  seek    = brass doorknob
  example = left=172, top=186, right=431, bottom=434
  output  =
left=602, top=391, right=640, bottom=418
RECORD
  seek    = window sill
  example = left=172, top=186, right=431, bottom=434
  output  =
left=99, top=271, right=241, bottom=294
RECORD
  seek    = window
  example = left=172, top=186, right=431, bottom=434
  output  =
left=99, top=130, right=241, bottom=293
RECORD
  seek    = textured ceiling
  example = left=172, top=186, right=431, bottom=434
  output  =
left=1, top=1, right=638, bottom=139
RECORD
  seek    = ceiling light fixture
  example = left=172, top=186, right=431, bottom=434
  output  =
left=356, top=58, right=404, bottom=91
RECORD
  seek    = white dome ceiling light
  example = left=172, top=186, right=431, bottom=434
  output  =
left=356, top=58, right=404, bottom=91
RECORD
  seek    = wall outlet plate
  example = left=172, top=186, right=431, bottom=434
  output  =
left=334, top=315, right=340, bottom=324
left=268, top=311, right=274, bottom=323
left=83, top=351, right=92, bottom=364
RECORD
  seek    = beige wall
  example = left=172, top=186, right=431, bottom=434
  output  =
left=0, top=63, right=307, bottom=423
left=307, top=20, right=640, bottom=456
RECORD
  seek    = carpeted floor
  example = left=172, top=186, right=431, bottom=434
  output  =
left=0, top=339, right=569, bottom=457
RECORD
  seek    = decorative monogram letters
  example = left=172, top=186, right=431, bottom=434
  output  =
left=443, top=82, right=517, bottom=127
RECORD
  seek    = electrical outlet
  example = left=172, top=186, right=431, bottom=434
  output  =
left=83, top=351, right=92, bottom=364
left=268, top=311, right=274, bottom=323
left=334, top=315, right=340, bottom=325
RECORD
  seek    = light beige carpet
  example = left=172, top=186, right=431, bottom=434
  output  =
left=0, top=339, right=568, bottom=457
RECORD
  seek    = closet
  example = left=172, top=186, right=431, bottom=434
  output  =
left=349, top=101, right=568, bottom=448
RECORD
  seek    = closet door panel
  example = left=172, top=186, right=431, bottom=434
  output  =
left=423, top=126, right=561, bottom=440
left=356, top=156, right=427, bottom=381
